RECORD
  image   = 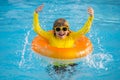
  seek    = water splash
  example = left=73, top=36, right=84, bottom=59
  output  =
left=82, top=53, right=113, bottom=70
left=88, top=29, right=105, bottom=53
left=85, top=25, right=113, bottom=70
left=19, top=30, right=31, bottom=67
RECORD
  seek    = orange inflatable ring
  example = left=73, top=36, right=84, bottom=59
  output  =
left=32, top=34, right=93, bottom=60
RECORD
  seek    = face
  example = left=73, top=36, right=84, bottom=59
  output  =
left=54, top=26, right=69, bottom=39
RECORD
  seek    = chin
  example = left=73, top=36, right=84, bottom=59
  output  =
left=59, top=36, right=66, bottom=39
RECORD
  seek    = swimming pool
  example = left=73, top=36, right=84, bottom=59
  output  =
left=0, top=0, right=120, bottom=80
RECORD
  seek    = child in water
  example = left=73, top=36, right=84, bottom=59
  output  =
left=33, top=4, right=94, bottom=48
left=33, top=4, right=94, bottom=70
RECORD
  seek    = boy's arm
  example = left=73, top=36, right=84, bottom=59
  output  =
left=76, top=16, right=94, bottom=35
left=33, top=4, right=50, bottom=39
left=33, top=12, right=49, bottom=38
left=71, top=7, right=94, bottom=38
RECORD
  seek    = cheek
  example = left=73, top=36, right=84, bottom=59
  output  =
left=65, top=31, right=69, bottom=35
left=55, top=32, right=59, bottom=36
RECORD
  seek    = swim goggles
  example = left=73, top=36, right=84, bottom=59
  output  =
left=54, top=27, right=68, bottom=32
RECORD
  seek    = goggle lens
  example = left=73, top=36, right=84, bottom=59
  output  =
left=63, top=27, right=67, bottom=31
left=56, top=28, right=61, bottom=31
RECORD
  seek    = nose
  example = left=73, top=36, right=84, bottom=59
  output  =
left=59, top=30, right=64, bottom=34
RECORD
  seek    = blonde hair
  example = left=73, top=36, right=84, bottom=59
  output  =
left=53, top=18, right=69, bottom=28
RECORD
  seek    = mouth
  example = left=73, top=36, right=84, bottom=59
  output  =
left=58, top=33, right=65, bottom=36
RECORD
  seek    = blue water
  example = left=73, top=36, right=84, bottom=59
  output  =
left=0, top=0, right=120, bottom=80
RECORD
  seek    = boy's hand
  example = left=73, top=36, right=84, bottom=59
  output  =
left=35, top=4, right=44, bottom=13
left=88, top=7, right=94, bottom=16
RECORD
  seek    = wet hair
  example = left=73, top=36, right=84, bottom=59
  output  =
left=53, top=18, right=71, bottom=36
left=53, top=18, right=69, bottom=28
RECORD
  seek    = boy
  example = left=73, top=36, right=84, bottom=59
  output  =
left=33, top=4, right=94, bottom=48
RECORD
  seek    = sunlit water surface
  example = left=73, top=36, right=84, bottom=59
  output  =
left=0, top=0, right=120, bottom=80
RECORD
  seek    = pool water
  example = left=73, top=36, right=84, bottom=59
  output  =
left=0, top=0, right=120, bottom=80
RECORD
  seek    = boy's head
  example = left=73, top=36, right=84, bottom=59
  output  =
left=53, top=18, right=71, bottom=39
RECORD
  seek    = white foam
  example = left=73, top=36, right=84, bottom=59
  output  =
left=82, top=53, right=113, bottom=70
left=19, top=30, right=30, bottom=67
